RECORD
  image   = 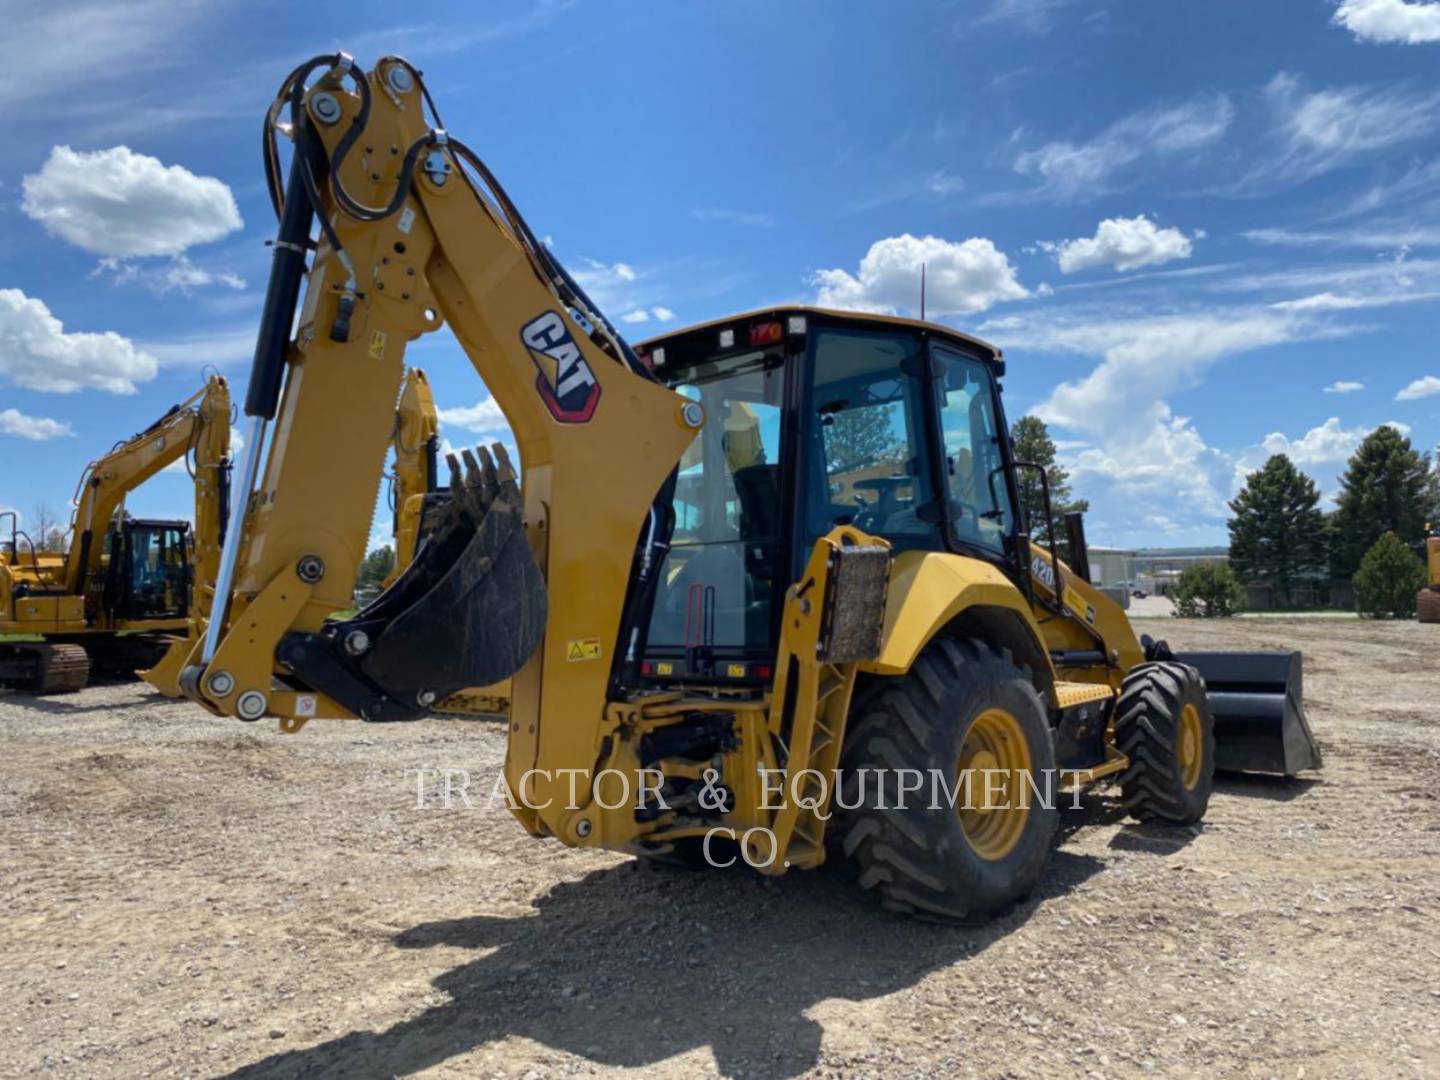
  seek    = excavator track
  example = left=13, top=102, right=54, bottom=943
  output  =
left=0, top=643, right=91, bottom=695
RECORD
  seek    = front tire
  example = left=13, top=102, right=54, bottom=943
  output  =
left=841, top=638, right=1058, bottom=922
left=1115, top=662, right=1214, bottom=823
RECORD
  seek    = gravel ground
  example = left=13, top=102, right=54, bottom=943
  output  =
left=2, top=617, right=1438, bottom=1078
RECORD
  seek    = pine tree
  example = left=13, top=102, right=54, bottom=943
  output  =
left=1227, top=454, right=1326, bottom=608
left=1353, top=531, right=1426, bottom=618
left=1010, top=416, right=1088, bottom=545
left=824, top=407, right=903, bottom=473
left=356, top=546, right=395, bottom=592
left=1331, top=426, right=1440, bottom=579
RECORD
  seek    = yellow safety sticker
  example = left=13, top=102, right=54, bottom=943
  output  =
left=726, top=663, right=747, bottom=678
left=369, top=330, right=387, bottom=360
left=567, top=638, right=602, bottom=662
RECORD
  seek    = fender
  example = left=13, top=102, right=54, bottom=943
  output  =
left=860, top=550, right=1056, bottom=696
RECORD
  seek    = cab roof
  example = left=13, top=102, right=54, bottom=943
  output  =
left=635, top=305, right=1003, bottom=362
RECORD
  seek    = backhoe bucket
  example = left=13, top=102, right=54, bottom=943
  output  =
left=277, top=444, right=546, bottom=722
left=1174, top=650, right=1321, bottom=776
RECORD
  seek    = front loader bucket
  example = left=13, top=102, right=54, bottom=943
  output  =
left=277, top=444, right=546, bottom=722
left=1174, top=650, right=1321, bottom=776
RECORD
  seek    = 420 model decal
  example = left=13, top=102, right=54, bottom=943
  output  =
left=520, top=311, right=601, bottom=423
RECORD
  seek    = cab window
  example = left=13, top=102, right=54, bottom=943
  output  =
left=647, top=352, right=784, bottom=651
left=806, top=328, right=942, bottom=549
left=935, top=346, right=1014, bottom=555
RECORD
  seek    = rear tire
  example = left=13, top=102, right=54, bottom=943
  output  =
left=841, top=638, right=1058, bottom=922
left=1417, top=588, right=1440, bottom=624
left=1115, top=662, right=1214, bottom=823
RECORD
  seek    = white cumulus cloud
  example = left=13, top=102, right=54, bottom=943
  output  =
left=0, top=288, right=157, bottom=394
left=988, top=308, right=1331, bottom=538
left=1323, top=380, right=1365, bottom=393
left=813, top=234, right=1028, bottom=316
left=22, top=145, right=242, bottom=258
left=1396, top=374, right=1440, bottom=400
left=437, top=396, right=511, bottom=435
left=0, top=408, right=73, bottom=441
left=1260, top=417, right=1372, bottom=466
left=1046, top=215, right=1196, bottom=274
left=1333, top=0, right=1440, bottom=44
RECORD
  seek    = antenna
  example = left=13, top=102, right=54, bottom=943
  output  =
left=920, top=262, right=926, bottom=321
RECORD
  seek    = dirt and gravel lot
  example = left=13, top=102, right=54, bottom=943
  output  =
left=2, top=617, right=1438, bottom=1079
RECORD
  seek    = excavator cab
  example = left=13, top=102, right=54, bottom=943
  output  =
left=108, top=520, right=192, bottom=622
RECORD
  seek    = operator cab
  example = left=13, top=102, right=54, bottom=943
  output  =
left=104, top=519, right=192, bottom=621
left=634, top=307, right=1022, bottom=685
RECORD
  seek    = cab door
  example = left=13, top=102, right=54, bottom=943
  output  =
left=929, top=343, right=1022, bottom=566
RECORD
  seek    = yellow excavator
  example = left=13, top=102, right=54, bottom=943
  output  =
left=1420, top=527, right=1440, bottom=623
left=383, top=367, right=441, bottom=590
left=2, top=376, right=231, bottom=693
left=183, top=53, right=1319, bottom=919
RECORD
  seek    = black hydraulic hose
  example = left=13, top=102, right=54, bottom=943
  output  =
left=264, top=54, right=345, bottom=221
left=217, top=459, right=231, bottom=547
left=424, top=435, right=439, bottom=492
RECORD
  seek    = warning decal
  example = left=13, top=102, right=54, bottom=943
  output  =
left=566, top=638, right=602, bottom=662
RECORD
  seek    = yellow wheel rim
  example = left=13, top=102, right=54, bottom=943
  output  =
left=957, top=707, right=1033, bottom=861
left=1179, top=702, right=1204, bottom=790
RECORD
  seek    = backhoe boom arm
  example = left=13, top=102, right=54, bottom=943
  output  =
left=190, top=55, right=698, bottom=838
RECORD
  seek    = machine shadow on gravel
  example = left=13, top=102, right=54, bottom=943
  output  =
left=0, top=690, right=187, bottom=717
left=224, top=851, right=1105, bottom=1080
left=1215, top=772, right=1321, bottom=803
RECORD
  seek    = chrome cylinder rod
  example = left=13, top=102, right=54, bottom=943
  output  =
left=201, top=414, right=268, bottom=665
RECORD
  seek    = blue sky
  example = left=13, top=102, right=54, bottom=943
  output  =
left=2, top=0, right=1438, bottom=549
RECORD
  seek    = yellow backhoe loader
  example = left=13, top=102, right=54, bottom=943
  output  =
left=2, top=376, right=231, bottom=693
left=183, top=54, right=1319, bottom=919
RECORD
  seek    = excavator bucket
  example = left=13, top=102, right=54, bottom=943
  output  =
left=1173, top=650, right=1322, bottom=776
left=277, top=444, right=546, bottom=722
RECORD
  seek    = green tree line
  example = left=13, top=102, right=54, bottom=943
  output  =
left=1226, top=425, right=1437, bottom=617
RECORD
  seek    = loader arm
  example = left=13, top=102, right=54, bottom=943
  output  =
left=189, top=55, right=698, bottom=833
left=63, top=376, right=231, bottom=621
